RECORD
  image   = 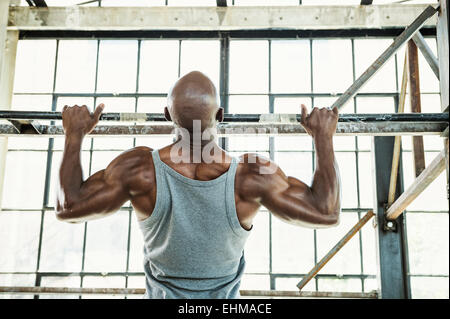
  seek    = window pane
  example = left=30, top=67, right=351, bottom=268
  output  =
left=356, top=96, right=395, bottom=114
left=0, top=211, right=41, bottom=272
left=139, top=40, right=179, bottom=93
left=55, top=40, right=97, bottom=93
left=271, top=40, right=311, bottom=93
left=407, top=213, right=449, bottom=275
left=180, top=40, right=220, bottom=90
left=8, top=94, right=53, bottom=150
left=128, top=215, right=145, bottom=272
left=276, top=277, right=316, bottom=291
left=272, top=217, right=315, bottom=273
left=410, top=277, right=449, bottom=299
left=336, top=152, right=358, bottom=208
left=97, top=40, right=138, bottom=93
left=316, top=213, right=361, bottom=275
left=244, top=211, right=269, bottom=273
left=312, top=40, right=353, bottom=94
left=229, top=95, right=269, bottom=114
left=93, top=97, right=136, bottom=150
left=358, top=152, right=374, bottom=208
left=228, top=136, right=269, bottom=152
left=275, top=151, right=312, bottom=182
left=318, top=278, right=362, bottom=292
left=83, top=211, right=129, bottom=272
left=229, top=41, right=268, bottom=93
left=2, top=152, right=46, bottom=209
left=354, top=39, right=397, bottom=93
left=13, top=40, right=56, bottom=93
left=39, top=212, right=85, bottom=272
left=240, top=274, right=270, bottom=290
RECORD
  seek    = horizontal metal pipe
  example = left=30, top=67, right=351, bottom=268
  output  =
left=0, top=111, right=448, bottom=123
left=0, top=286, right=378, bottom=298
left=0, top=122, right=447, bottom=137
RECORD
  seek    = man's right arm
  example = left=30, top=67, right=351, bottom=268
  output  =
left=239, top=105, right=341, bottom=228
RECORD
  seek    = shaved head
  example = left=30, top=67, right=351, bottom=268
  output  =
left=165, top=71, right=223, bottom=132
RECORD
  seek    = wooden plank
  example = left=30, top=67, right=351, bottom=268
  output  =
left=408, top=40, right=426, bottom=177
left=386, top=150, right=446, bottom=220
left=297, top=211, right=375, bottom=290
left=388, top=53, right=408, bottom=206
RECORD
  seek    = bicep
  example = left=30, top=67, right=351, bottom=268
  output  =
left=57, top=168, right=129, bottom=223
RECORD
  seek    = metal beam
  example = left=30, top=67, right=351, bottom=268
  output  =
left=360, top=0, right=373, bottom=5
left=331, top=5, right=438, bottom=111
left=7, top=5, right=438, bottom=31
left=0, top=286, right=378, bottom=298
left=412, top=33, right=440, bottom=79
left=386, top=150, right=446, bottom=220
left=373, top=136, right=410, bottom=299
left=216, top=0, right=227, bottom=7
left=297, top=211, right=375, bottom=291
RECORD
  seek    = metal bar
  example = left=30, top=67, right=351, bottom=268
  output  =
left=386, top=149, right=446, bottom=220
left=7, top=5, right=438, bottom=32
left=0, top=286, right=378, bottom=298
left=388, top=53, right=409, bottom=206
left=331, top=5, right=438, bottom=111
left=296, top=211, right=375, bottom=291
left=412, top=33, right=440, bottom=78
left=0, top=122, right=447, bottom=137
left=0, top=111, right=448, bottom=123
left=360, top=0, right=373, bottom=4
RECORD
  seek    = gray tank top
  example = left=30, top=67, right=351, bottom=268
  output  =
left=138, top=149, right=251, bottom=299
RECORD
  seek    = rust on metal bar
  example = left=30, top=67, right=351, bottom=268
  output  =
left=386, top=149, right=446, bottom=220
left=296, top=211, right=375, bottom=291
left=408, top=40, right=426, bottom=177
left=0, top=286, right=378, bottom=298
left=388, top=53, right=409, bottom=206
left=0, top=122, right=447, bottom=137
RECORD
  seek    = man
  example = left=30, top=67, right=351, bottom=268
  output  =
left=56, top=71, right=341, bottom=299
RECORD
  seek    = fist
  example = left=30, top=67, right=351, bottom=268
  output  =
left=62, top=104, right=104, bottom=136
left=300, top=104, right=339, bottom=138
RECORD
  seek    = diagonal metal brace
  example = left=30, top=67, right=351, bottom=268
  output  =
left=331, top=5, right=439, bottom=111
left=7, top=119, right=42, bottom=134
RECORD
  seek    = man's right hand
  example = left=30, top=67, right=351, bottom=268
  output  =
left=300, top=104, right=339, bottom=139
left=62, top=103, right=104, bottom=137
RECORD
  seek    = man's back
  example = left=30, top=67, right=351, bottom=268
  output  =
left=139, top=149, right=249, bottom=298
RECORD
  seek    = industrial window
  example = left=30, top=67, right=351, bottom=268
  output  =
left=0, top=33, right=447, bottom=298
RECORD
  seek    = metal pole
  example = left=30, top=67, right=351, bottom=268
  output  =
left=331, top=5, right=438, bottom=111
left=412, top=33, right=440, bottom=79
left=296, top=211, right=375, bottom=291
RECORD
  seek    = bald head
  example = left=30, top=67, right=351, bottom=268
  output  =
left=165, top=71, right=223, bottom=132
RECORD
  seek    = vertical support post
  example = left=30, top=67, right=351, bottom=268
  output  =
left=373, top=136, right=410, bottom=299
left=0, top=29, right=19, bottom=212
left=437, top=0, right=449, bottom=199
left=408, top=40, right=426, bottom=177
